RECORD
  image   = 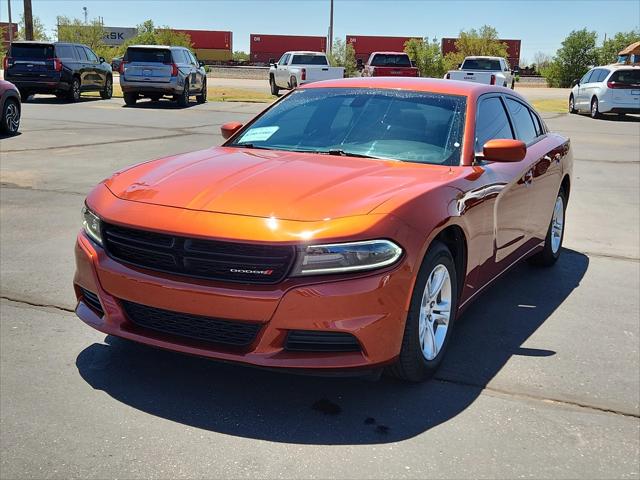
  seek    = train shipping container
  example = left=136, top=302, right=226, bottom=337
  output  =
left=194, top=48, right=232, bottom=62
left=346, top=35, right=421, bottom=61
left=441, top=38, right=521, bottom=67
left=250, top=34, right=327, bottom=64
left=172, top=29, right=233, bottom=51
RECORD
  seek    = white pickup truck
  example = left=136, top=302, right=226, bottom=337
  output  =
left=446, top=56, right=518, bottom=89
left=269, top=51, right=344, bottom=95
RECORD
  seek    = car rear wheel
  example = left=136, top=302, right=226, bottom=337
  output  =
left=528, top=189, right=567, bottom=267
left=269, top=76, right=279, bottom=96
left=569, top=94, right=577, bottom=114
left=1, top=98, right=20, bottom=135
left=68, top=77, right=81, bottom=102
left=100, top=76, right=113, bottom=100
left=388, top=241, right=458, bottom=382
left=289, top=76, right=298, bottom=89
left=177, top=81, right=190, bottom=107
left=123, top=92, right=138, bottom=106
left=196, top=78, right=207, bottom=104
left=590, top=97, right=601, bottom=119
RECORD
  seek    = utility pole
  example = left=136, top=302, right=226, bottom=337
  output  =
left=328, top=0, right=334, bottom=53
left=23, top=0, right=33, bottom=40
left=7, top=0, right=13, bottom=43
left=83, top=6, right=88, bottom=24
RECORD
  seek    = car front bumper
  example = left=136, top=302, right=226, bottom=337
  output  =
left=73, top=231, right=413, bottom=373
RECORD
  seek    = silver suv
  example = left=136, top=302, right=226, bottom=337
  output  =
left=120, top=45, right=207, bottom=107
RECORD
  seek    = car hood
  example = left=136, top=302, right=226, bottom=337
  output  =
left=105, top=147, right=454, bottom=222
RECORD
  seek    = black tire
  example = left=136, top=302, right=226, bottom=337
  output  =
left=68, top=77, right=81, bottom=102
left=177, top=81, right=190, bottom=107
left=55, top=92, right=67, bottom=100
left=289, top=76, right=298, bottom=89
left=388, top=241, right=458, bottom=382
left=269, top=75, right=279, bottom=96
left=590, top=97, right=601, bottom=119
left=123, top=92, right=137, bottom=106
left=18, top=89, right=30, bottom=101
left=569, top=94, right=577, bottom=114
left=511, top=79, right=515, bottom=89
left=196, top=78, right=207, bottom=104
left=100, top=76, right=113, bottom=100
left=528, top=188, right=567, bottom=267
left=149, top=95, right=161, bottom=102
left=0, top=98, right=20, bottom=135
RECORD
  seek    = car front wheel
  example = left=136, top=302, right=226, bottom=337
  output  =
left=388, top=241, right=458, bottom=382
left=569, top=95, right=577, bottom=114
left=1, top=98, right=20, bottom=135
left=196, top=79, right=207, bottom=104
left=269, top=76, right=279, bottom=96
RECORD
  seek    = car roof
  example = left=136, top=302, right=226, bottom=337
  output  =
left=464, top=56, right=503, bottom=59
left=600, top=63, right=640, bottom=70
left=300, top=77, right=520, bottom=99
left=370, top=51, right=410, bottom=55
left=287, top=51, right=326, bottom=55
left=127, top=45, right=176, bottom=49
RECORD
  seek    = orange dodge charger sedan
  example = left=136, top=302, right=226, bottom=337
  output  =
left=74, top=78, right=572, bottom=381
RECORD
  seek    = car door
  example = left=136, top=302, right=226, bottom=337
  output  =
left=576, top=69, right=594, bottom=109
left=504, top=96, right=564, bottom=243
left=276, top=54, right=290, bottom=86
left=186, top=50, right=202, bottom=92
left=83, top=46, right=104, bottom=89
left=73, top=45, right=91, bottom=89
left=474, top=94, right=536, bottom=268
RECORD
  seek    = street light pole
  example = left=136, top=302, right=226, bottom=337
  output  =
left=328, top=0, right=334, bottom=53
left=7, top=0, right=13, bottom=43
left=23, top=0, right=33, bottom=40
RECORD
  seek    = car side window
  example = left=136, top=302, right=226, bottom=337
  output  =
left=595, top=69, right=610, bottom=82
left=55, top=45, right=76, bottom=60
left=75, top=46, right=88, bottom=61
left=278, top=54, right=289, bottom=66
left=83, top=47, right=99, bottom=63
left=505, top=98, right=538, bottom=144
left=580, top=70, right=593, bottom=84
left=475, top=96, right=513, bottom=152
left=188, top=51, right=198, bottom=65
left=172, top=50, right=184, bottom=64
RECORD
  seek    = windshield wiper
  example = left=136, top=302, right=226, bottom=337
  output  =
left=232, top=143, right=275, bottom=151
left=320, top=149, right=383, bottom=159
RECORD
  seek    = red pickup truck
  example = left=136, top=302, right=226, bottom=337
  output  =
left=360, top=52, right=419, bottom=77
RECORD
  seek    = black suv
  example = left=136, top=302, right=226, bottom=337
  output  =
left=3, top=41, right=113, bottom=102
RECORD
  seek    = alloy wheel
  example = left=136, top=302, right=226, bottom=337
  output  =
left=418, top=264, right=452, bottom=361
left=5, top=102, right=20, bottom=132
left=551, top=195, right=564, bottom=254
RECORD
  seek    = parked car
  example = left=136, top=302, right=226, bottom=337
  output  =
left=0, top=80, right=21, bottom=135
left=446, top=56, right=517, bottom=89
left=3, top=40, right=113, bottom=102
left=360, top=52, right=419, bottom=77
left=569, top=64, right=640, bottom=118
left=74, top=78, right=572, bottom=382
left=119, top=45, right=207, bottom=107
left=268, top=51, right=344, bottom=95
left=111, top=56, right=123, bottom=73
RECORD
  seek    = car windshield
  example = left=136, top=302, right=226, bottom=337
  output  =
left=291, top=55, right=328, bottom=65
left=462, top=59, right=501, bottom=70
left=229, top=88, right=466, bottom=166
left=10, top=43, right=54, bottom=59
left=609, top=69, right=640, bottom=86
left=370, top=54, right=412, bottom=67
left=125, top=48, right=171, bottom=63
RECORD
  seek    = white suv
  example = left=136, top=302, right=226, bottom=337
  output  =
left=569, top=65, right=640, bottom=118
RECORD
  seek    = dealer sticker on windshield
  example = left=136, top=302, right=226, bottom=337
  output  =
left=239, top=126, right=279, bottom=143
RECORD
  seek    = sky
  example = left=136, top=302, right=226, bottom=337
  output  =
left=1, top=0, right=639, bottom=64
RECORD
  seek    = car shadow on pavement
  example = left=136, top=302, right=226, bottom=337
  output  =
left=24, top=95, right=102, bottom=105
left=597, top=114, right=640, bottom=122
left=76, top=249, right=588, bottom=445
left=123, top=100, right=192, bottom=109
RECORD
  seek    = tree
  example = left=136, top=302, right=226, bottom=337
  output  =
left=598, top=30, right=640, bottom=64
left=441, top=25, right=509, bottom=73
left=56, top=16, right=105, bottom=50
left=542, top=29, right=599, bottom=87
left=0, top=25, right=6, bottom=60
left=404, top=37, right=446, bottom=78
left=18, top=14, right=49, bottom=41
left=125, top=20, right=193, bottom=50
left=327, top=38, right=357, bottom=77
left=232, top=51, right=249, bottom=62
left=533, top=51, right=552, bottom=70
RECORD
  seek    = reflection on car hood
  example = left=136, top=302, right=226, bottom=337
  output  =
left=105, top=147, right=454, bottom=221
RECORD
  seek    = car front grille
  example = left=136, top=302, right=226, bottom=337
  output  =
left=102, top=222, right=296, bottom=284
left=121, top=300, right=262, bottom=347
left=79, top=287, right=104, bottom=316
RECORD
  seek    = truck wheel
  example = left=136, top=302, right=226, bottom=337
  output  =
left=511, top=79, right=515, bottom=89
left=196, top=78, right=207, bottom=104
left=100, top=76, right=113, bottom=100
left=68, top=77, right=81, bottom=102
left=269, top=76, right=279, bottom=96
left=123, top=92, right=137, bottom=106
left=289, top=76, right=298, bottom=89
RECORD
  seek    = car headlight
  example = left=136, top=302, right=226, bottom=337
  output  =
left=81, top=205, right=102, bottom=245
left=290, top=240, right=402, bottom=276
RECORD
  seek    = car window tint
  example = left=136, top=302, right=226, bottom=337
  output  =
left=462, top=58, right=501, bottom=70
left=75, top=46, right=88, bottom=61
left=278, top=54, right=289, bottom=66
left=609, top=69, right=640, bottom=85
left=188, top=52, right=198, bottom=65
left=369, top=54, right=411, bottom=67
left=590, top=69, right=603, bottom=82
left=475, top=97, right=513, bottom=151
left=84, top=47, right=98, bottom=63
left=126, top=48, right=171, bottom=63
left=291, top=55, right=328, bottom=65
left=530, top=110, right=544, bottom=136
left=10, top=43, right=54, bottom=59
left=596, top=69, right=610, bottom=82
left=55, top=45, right=76, bottom=60
left=580, top=70, right=593, bottom=84
left=505, top=98, right=538, bottom=144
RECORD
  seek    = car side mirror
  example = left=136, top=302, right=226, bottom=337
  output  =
left=99, top=57, right=106, bottom=63
left=220, top=122, right=243, bottom=139
left=198, top=60, right=205, bottom=67
left=571, top=79, right=579, bottom=87
left=269, top=58, right=276, bottom=65
left=512, top=66, right=520, bottom=74
left=482, top=139, right=526, bottom=162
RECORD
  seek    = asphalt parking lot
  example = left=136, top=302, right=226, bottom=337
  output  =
left=1, top=95, right=639, bottom=479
